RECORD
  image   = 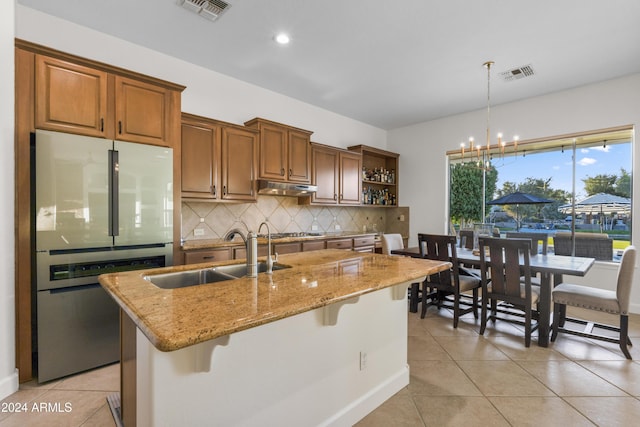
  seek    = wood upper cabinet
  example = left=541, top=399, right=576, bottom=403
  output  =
left=305, top=143, right=361, bottom=205
left=35, top=54, right=181, bottom=147
left=221, top=126, right=258, bottom=201
left=181, top=120, right=218, bottom=199
left=35, top=55, right=108, bottom=137
left=310, top=143, right=339, bottom=204
left=181, top=113, right=257, bottom=202
left=339, top=151, right=362, bottom=205
left=244, top=118, right=312, bottom=183
left=115, top=76, right=172, bottom=146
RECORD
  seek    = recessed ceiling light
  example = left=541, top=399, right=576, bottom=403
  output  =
left=274, top=33, right=290, bottom=45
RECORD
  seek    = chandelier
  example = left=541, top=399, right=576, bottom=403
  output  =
left=459, top=61, right=520, bottom=221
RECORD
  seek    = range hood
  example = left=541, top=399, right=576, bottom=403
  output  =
left=257, top=180, right=318, bottom=197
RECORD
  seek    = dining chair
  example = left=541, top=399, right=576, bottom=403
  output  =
left=418, top=233, right=481, bottom=328
left=506, top=232, right=548, bottom=286
left=382, top=233, right=420, bottom=312
left=458, top=229, right=475, bottom=250
left=381, top=233, right=404, bottom=256
left=551, top=245, right=636, bottom=359
left=478, top=236, right=540, bottom=347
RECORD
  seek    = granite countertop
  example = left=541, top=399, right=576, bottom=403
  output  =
left=98, top=249, right=450, bottom=352
left=182, top=231, right=379, bottom=251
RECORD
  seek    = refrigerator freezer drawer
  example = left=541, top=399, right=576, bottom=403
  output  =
left=37, top=283, right=119, bottom=382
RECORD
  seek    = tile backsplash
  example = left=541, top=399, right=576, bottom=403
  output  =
left=181, top=196, right=409, bottom=241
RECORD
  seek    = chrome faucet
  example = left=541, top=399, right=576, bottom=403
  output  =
left=258, top=221, right=276, bottom=274
left=224, top=225, right=258, bottom=277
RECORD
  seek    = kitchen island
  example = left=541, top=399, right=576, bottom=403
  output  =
left=99, top=249, right=450, bottom=426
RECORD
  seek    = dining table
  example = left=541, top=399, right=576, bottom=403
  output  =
left=391, top=245, right=596, bottom=347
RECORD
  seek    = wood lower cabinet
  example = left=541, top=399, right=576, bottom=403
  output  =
left=184, top=248, right=232, bottom=265
left=34, top=53, right=182, bottom=147
left=302, top=240, right=326, bottom=252
left=326, top=238, right=353, bottom=250
left=353, top=235, right=376, bottom=253
left=181, top=113, right=258, bottom=202
left=233, top=245, right=269, bottom=259
left=274, top=242, right=302, bottom=255
left=245, top=117, right=312, bottom=184
left=304, top=143, right=362, bottom=206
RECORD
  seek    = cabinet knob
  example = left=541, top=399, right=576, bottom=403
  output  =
left=281, top=168, right=285, bottom=176
left=118, top=121, right=122, bottom=134
left=100, top=118, right=104, bottom=132
left=211, top=185, right=216, bottom=196
left=223, top=185, right=227, bottom=195
left=289, top=168, right=292, bottom=176
left=334, top=194, right=337, bottom=200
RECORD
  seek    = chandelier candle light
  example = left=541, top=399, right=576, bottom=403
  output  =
left=459, top=61, right=520, bottom=221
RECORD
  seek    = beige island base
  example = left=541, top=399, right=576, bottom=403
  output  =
left=99, top=249, right=450, bottom=426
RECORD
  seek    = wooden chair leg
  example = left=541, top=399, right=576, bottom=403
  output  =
left=480, top=294, right=488, bottom=335
left=524, top=308, right=531, bottom=348
left=453, top=296, right=459, bottom=328
left=620, top=315, right=632, bottom=359
left=551, top=302, right=561, bottom=342
left=472, top=288, right=479, bottom=319
left=420, top=282, right=428, bottom=319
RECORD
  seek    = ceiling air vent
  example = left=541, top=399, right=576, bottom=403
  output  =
left=499, top=64, right=535, bottom=82
left=179, top=0, right=230, bottom=21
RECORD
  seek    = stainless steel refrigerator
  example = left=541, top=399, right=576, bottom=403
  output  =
left=34, top=129, right=174, bottom=382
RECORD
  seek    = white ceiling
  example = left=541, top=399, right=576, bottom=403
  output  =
left=17, top=0, right=640, bottom=130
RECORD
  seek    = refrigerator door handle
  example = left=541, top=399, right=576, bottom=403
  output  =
left=108, top=149, right=119, bottom=237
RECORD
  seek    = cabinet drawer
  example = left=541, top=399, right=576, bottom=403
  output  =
left=353, top=236, right=375, bottom=248
left=302, top=240, right=326, bottom=252
left=327, top=239, right=353, bottom=250
left=233, top=245, right=268, bottom=259
left=274, top=242, right=302, bottom=255
left=184, top=248, right=231, bottom=264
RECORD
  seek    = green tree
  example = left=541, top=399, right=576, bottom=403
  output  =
left=583, top=174, right=617, bottom=195
left=450, top=161, right=497, bottom=226
left=615, top=168, right=631, bottom=198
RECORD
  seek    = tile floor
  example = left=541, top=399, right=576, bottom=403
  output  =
left=357, top=305, right=640, bottom=427
left=2, top=305, right=639, bottom=426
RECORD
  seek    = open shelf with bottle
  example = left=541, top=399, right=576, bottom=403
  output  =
left=348, top=145, right=399, bottom=207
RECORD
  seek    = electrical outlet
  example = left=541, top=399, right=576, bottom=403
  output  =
left=399, top=214, right=405, bottom=222
left=359, top=351, right=367, bottom=370
left=194, top=228, right=205, bottom=236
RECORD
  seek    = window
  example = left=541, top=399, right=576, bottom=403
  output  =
left=447, top=126, right=633, bottom=262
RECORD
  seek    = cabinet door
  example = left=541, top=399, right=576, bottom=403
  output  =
left=311, top=145, right=339, bottom=204
left=259, top=123, right=287, bottom=180
left=221, top=126, right=257, bottom=201
left=115, top=76, right=171, bottom=146
left=181, top=122, right=218, bottom=199
left=35, top=55, right=108, bottom=137
left=339, top=152, right=362, bottom=205
left=287, top=130, right=311, bottom=183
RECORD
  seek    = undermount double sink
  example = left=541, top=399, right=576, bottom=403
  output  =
left=144, top=262, right=290, bottom=289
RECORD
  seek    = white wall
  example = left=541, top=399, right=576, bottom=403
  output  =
left=388, top=73, right=640, bottom=312
left=0, top=0, right=18, bottom=400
